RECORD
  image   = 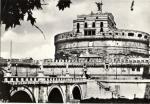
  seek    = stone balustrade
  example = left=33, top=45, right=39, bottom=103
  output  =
left=3, top=76, right=86, bottom=85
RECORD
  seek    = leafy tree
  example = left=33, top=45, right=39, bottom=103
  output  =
left=1, top=0, right=72, bottom=30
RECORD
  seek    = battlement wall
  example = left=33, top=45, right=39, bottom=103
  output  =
left=0, top=58, right=150, bottom=67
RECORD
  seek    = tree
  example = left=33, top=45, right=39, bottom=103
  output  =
left=1, top=0, right=72, bottom=30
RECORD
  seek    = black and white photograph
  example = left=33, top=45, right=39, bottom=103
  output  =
left=1, top=0, right=150, bottom=103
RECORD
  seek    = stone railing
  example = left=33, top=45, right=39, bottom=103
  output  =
left=3, top=76, right=86, bottom=85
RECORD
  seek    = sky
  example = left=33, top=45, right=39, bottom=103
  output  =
left=1, top=0, right=150, bottom=60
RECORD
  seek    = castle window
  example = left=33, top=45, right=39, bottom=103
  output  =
left=84, top=22, right=88, bottom=28
left=138, top=34, right=142, bottom=37
left=84, top=30, right=96, bottom=36
left=77, top=23, right=80, bottom=28
left=92, top=22, right=95, bottom=28
left=100, top=28, right=103, bottom=32
left=92, top=30, right=96, bottom=35
left=18, top=78, right=21, bottom=81
left=77, top=23, right=80, bottom=33
left=96, top=16, right=98, bottom=19
left=132, top=68, right=135, bottom=71
left=84, top=30, right=88, bottom=36
left=115, top=33, right=118, bottom=35
left=106, top=64, right=109, bottom=69
left=122, top=32, right=125, bottom=36
left=8, top=77, right=10, bottom=81
left=137, top=67, right=140, bottom=72
left=100, top=22, right=103, bottom=32
left=100, top=22, right=103, bottom=27
left=144, top=35, right=148, bottom=39
left=109, top=33, right=112, bottom=35
left=77, top=29, right=80, bottom=33
left=88, top=31, right=92, bottom=35
left=128, top=33, right=134, bottom=36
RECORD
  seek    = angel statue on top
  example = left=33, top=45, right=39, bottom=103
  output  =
left=95, top=1, right=103, bottom=12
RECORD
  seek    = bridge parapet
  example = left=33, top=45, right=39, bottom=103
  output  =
left=3, top=76, right=87, bottom=85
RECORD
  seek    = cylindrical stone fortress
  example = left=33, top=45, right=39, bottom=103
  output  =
left=55, top=12, right=149, bottom=62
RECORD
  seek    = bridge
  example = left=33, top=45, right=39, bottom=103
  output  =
left=1, top=68, right=87, bottom=103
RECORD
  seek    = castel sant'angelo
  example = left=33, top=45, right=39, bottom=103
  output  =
left=54, top=2, right=150, bottom=79
left=1, top=1, right=150, bottom=101
left=1, top=2, right=150, bottom=80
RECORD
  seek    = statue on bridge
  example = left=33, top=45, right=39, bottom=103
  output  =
left=82, top=64, right=90, bottom=79
left=37, top=60, right=44, bottom=77
left=5, top=59, right=12, bottom=76
left=7, top=59, right=11, bottom=71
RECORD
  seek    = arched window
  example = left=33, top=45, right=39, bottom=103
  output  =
left=84, top=22, right=88, bottom=28
left=144, top=35, right=148, bottom=39
left=128, top=33, right=134, bottom=36
left=92, top=22, right=95, bottom=28
left=138, top=34, right=142, bottom=37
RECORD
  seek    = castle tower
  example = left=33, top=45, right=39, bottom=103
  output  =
left=54, top=2, right=149, bottom=63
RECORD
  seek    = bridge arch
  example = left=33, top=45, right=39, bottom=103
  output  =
left=10, top=86, right=35, bottom=103
left=48, top=85, right=64, bottom=103
left=72, top=84, right=82, bottom=100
